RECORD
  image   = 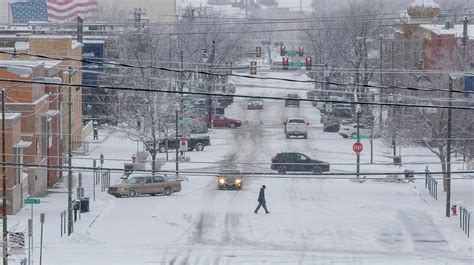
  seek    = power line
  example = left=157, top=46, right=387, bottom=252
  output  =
left=1, top=162, right=473, bottom=180
left=0, top=50, right=472, bottom=97
left=1, top=78, right=473, bottom=111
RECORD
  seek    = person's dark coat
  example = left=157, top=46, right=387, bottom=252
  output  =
left=258, top=187, right=266, bottom=203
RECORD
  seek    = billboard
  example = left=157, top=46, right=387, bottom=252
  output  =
left=82, top=40, right=105, bottom=86
left=465, top=75, right=474, bottom=99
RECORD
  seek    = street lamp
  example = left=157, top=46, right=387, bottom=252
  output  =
left=0, top=65, right=33, bottom=265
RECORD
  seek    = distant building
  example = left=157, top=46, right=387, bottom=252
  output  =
left=99, top=0, right=176, bottom=22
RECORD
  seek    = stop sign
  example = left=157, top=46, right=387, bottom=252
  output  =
left=353, top=142, right=363, bottom=155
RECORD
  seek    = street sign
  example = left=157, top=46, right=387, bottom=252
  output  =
left=179, top=138, right=188, bottom=152
left=24, top=198, right=40, bottom=205
left=353, top=142, right=363, bottom=155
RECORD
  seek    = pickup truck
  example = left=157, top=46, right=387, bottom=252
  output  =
left=284, top=118, right=309, bottom=139
left=146, top=135, right=211, bottom=153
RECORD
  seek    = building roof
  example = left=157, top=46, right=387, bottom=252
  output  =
left=420, top=24, right=474, bottom=38
left=408, top=0, right=439, bottom=9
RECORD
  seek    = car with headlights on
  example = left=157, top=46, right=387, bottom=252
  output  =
left=217, top=170, right=242, bottom=190
left=107, top=175, right=181, bottom=198
left=247, top=98, right=263, bottom=109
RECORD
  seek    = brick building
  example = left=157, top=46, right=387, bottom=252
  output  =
left=0, top=113, right=29, bottom=214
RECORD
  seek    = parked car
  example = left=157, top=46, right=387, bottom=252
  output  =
left=217, top=169, right=242, bottom=190
left=271, top=152, right=330, bottom=174
left=338, top=123, right=372, bottom=139
left=322, top=118, right=340, bottom=132
left=283, top=118, right=309, bottom=139
left=151, top=134, right=211, bottom=153
left=285, top=93, right=300, bottom=107
left=212, top=115, right=242, bottom=128
left=107, top=175, right=181, bottom=198
left=247, top=98, right=263, bottom=109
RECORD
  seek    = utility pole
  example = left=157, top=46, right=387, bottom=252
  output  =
left=300, top=0, right=302, bottom=13
left=67, top=67, right=73, bottom=236
left=207, top=41, right=216, bottom=129
left=379, top=38, right=383, bottom=128
left=180, top=50, right=184, bottom=92
left=2, top=89, right=8, bottom=265
left=462, top=17, right=469, bottom=69
left=446, top=77, right=453, bottom=217
left=175, top=107, right=179, bottom=177
left=391, top=41, right=397, bottom=161
left=76, top=16, right=83, bottom=44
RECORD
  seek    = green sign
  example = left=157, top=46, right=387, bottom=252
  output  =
left=351, top=134, right=369, bottom=139
left=285, top=50, right=299, bottom=56
left=24, top=198, right=40, bottom=205
left=289, top=62, right=304, bottom=68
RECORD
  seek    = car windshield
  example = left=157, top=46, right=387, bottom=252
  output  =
left=288, top=119, right=305, bottom=123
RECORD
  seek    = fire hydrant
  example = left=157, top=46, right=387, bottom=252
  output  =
left=451, top=204, right=457, bottom=216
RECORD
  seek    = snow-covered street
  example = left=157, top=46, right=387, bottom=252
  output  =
left=6, top=71, right=472, bottom=264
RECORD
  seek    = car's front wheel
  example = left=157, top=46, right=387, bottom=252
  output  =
left=164, top=187, right=173, bottom=196
left=313, top=167, right=322, bottom=174
left=195, top=143, right=204, bottom=151
left=341, top=134, right=348, bottom=139
left=277, top=166, right=287, bottom=174
left=128, top=189, right=137, bottom=198
left=229, top=123, right=236, bottom=129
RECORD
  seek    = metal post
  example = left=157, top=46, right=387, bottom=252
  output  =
left=60, top=212, right=63, bottom=237
left=356, top=107, right=360, bottom=178
left=39, top=214, right=44, bottom=265
left=93, top=160, right=96, bottom=201
left=67, top=67, right=73, bottom=235
left=2, top=89, right=8, bottom=265
left=27, top=219, right=32, bottom=265
left=391, top=41, right=396, bottom=160
left=175, top=109, right=179, bottom=177
left=446, top=77, right=453, bottom=217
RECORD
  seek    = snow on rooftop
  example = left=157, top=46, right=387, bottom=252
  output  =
left=14, top=41, right=29, bottom=51
left=29, top=35, right=72, bottom=39
left=0, top=113, right=21, bottom=120
left=420, top=24, right=474, bottom=38
left=408, top=0, right=440, bottom=9
left=0, top=60, right=62, bottom=68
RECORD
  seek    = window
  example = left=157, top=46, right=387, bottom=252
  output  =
left=12, top=147, right=21, bottom=187
left=289, top=119, right=305, bottom=123
left=47, top=118, right=52, bottom=148
left=153, top=176, right=164, bottom=183
left=144, top=177, right=153, bottom=184
left=298, top=154, right=309, bottom=161
left=126, top=177, right=144, bottom=184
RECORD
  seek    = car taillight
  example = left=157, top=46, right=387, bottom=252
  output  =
left=271, top=156, right=278, bottom=162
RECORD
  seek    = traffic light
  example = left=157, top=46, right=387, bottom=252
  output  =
left=280, top=46, right=286, bottom=56
left=282, top=57, right=289, bottom=70
left=298, top=47, right=305, bottom=56
left=250, top=61, right=257, bottom=75
left=226, top=62, right=232, bottom=75
left=305, top=56, right=312, bottom=70
left=256, top=46, right=262, bottom=58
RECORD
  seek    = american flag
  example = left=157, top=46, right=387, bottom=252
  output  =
left=10, top=0, right=98, bottom=23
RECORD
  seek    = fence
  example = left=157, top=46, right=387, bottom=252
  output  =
left=425, top=167, right=438, bottom=200
left=460, top=206, right=471, bottom=237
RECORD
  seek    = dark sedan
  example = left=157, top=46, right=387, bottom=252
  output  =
left=271, top=152, right=330, bottom=174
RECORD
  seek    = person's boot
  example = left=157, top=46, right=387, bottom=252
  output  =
left=254, top=210, right=257, bottom=214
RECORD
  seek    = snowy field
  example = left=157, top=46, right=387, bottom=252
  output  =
left=5, top=69, right=473, bottom=264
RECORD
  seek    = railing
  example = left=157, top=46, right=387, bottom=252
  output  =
left=460, top=206, right=471, bottom=237
left=425, top=167, right=438, bottom=200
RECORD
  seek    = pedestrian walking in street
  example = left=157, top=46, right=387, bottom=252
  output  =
left=255, top=185, right=270, bottom=214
